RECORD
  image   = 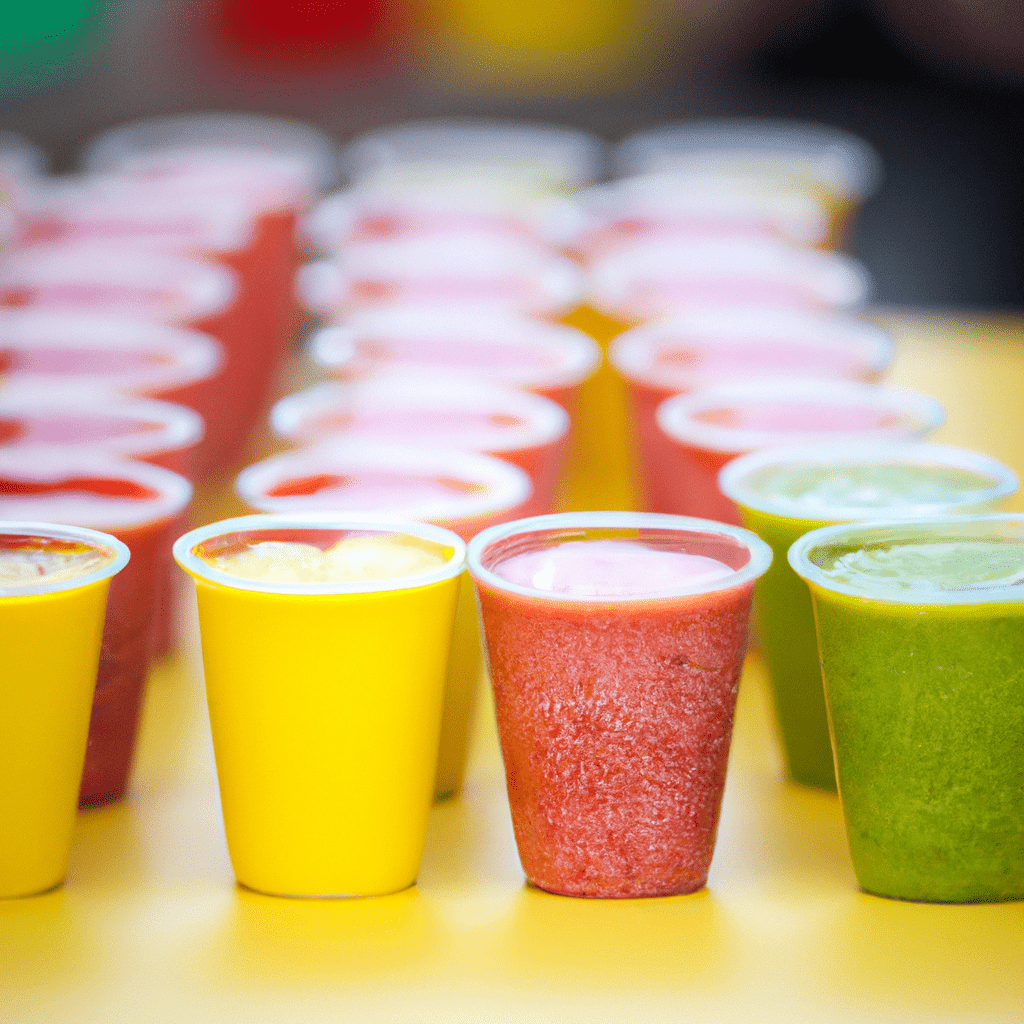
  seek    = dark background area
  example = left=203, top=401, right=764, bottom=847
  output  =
left=2, top=0, right=1021, bottom=309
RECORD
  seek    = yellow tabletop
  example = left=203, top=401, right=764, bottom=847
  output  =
left=2, top=309, right=1023, bottom=1023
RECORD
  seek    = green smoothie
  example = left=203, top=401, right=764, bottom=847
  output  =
left=719, top=444, right=1017, bottom=791
left=790, top=516, right=1024, bottom=902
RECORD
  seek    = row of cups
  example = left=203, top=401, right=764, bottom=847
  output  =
left=4, top=492, right=1023, bottom=905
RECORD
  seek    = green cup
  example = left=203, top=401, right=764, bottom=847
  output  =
left=789, top=514, right=1024, bottom=902
left=719, top=442, right=1018, bottom=791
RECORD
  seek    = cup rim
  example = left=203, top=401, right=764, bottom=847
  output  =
left=718, top=441, right=1019, bottom=521
left=467, top=510, right=772, bottom=604
left=656, top=379, right=945, bottom=454
left=174, top=513, right=467, bottom=595
left=0, top=521, right=130, bottom=598
left=788, top=513, right=1024, bottom=606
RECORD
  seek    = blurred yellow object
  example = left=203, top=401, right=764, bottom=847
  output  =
left=417, top=0, right=666, bottom=95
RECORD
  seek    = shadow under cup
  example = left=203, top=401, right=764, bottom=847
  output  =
left=468, top=512, right=772, bottom=898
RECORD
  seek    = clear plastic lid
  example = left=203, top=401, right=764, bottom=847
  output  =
left=467, top=510, right=772, bottom=604
left=576, top=175, right=831, bottom=250
left=308, top=306, right=600, bottom=392
left=82, top=112, right=340, bottom=202
left=588, top=237, right=871, bottom=321
left=236, top=441, right=532, bottom=526
left=0, top=244, right=238, bottom=324
left=608, top=307, right=893, bottom=392
left=269, top=377, right=569, bottom=454
left=342, top=119, right=606, bottom=190
left=656, top=379, right=945, bottom=455
left=0, top=393, right=204, bottom=458
left=25, top=175, right=257, bottom=253
left=302, top=182, right=585, bottom=254
left=174, top=514, right=466, bottom=596
left=614, top=120, right=882, bottom=202
left=789, top=514, right=1024, bottom=606
left=297, top=238, right=583, bottom=319
left=0, top=521, right=130, bottom=598
left=0, top=448, right=193, bottom=530
left=0, top=310, right=224, bottom=394
left=719, top=441, right=1018, bottom=522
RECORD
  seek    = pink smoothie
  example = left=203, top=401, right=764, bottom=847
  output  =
left=470, top=519, right=771, bottom=898
left=653, top=382, right=946, bottom=524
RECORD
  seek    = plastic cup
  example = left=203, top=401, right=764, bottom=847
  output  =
left=573, top=175, right=832, bottom=259
left=720, top=442, right=1018, bottom=791
left=0, top=392, right=204, bottom=479
left=341, top=119, right=605, bottom=193
left=654, top=380, right=946, bottom=524
left=789, top=514, right=1024, bottom=902
left=303, top=182, right=585, bottom=255
left=0, top=523, right=129, bottom=898
left=0, top=449, right=193, bottom=804
left=587, top=237, right=872, bottom=329
left=174, top=514, right=466, bottom=897
left=269, top=377, right=570, bottom=515
left=236, top=442, right=533, bottom=800
left=468, top=511, right=772, bottom=897
left=609, top=309, right=895, bottom=512
left=307, top=306, right=601, bottom=413
left=297, top=236, right=584, bottom=322
left=613, top=120, right=881, bottom=243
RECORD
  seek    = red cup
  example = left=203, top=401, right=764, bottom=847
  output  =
left=653, top=380, right=947, bottom=524
left=307, top=306, right=600, bottom=414
left=607, top=308, right=896, bottom=511
left=0, top=449, right=193, bottom=804
left=269, top=378, right=570, bottom=515
left=297, top=235, right=584, bottom=322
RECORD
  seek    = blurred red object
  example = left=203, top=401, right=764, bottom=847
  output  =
left=213, top=0, right=396, bottom=62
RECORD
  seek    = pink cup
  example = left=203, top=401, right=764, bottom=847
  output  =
left=0, top=449, right=193, bottom=804
left=608, top=308, right=895, bottom=511
left=297, top=235, right=584, bottom=322
left=653, top=380, right=947, bottom=523
left=269, top=377, right=568, bottom=515
left=307, top=306, right=600, bottom=414
left=587, top=237, right=872, bottom=327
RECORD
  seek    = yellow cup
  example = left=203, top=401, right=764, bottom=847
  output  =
left=0, top=522, right=129, bottom=899
left=174, top=515, right=465, bottom=897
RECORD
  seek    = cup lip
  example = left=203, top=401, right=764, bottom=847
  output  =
left=268, top=377, right=570, bottom=452
left=608, top=308, right=894, bottom=391
left=655, top=379, right=946, bottom=454
left=719, top=441, right=1019, bottom=522
left=173, top=513, right=467, bottom=595
left=0, top=521, right=130, bottom=598
left=307, top=309, right=601, bottom=390
left=235, top=440, right=533, bottom=524
left=467, top=510, right=772, bottom=604
left=788, top=513, right=1024, bottom=606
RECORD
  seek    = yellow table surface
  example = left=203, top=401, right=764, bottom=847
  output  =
left=3, top=309, right=1023, bottom=1023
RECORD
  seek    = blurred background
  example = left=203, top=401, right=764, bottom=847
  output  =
left=1, top=0, right=1021, bottom=308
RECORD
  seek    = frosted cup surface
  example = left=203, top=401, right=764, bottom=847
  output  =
left=789, top=515, right=1024, bottom=902
left=719, top=442, right=1018, bottom=791
left=0, top=450, right=193, bottom=805
left=174, top=515, right=465, bottom=897
left=608, top=309, right=895, bottom=511
left=654, top=380, right=946, bottom=523
left=236, top=442, right=533, bottom=801
left=0, top=523, right=129, bottom=898
left=468, top=512, right=771, bottom=898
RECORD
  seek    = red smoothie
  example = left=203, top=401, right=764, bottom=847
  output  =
left=0, top=449, right=193, bottom=804
left=468, top=513, right=771, bottom=898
